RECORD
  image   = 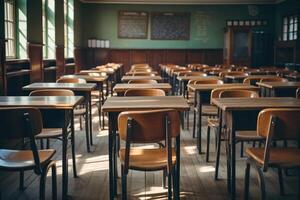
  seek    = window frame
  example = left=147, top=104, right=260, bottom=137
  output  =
left=4, top=0, right=16, bottom=59
left=64, top=0, right=74, bottom=58
left=282, top=14, right=298, bottom=41
left=42, top=0, right=55, bottom=59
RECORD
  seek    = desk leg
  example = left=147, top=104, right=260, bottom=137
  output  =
left=85, top=95, right=91, bottom=153
left=108, top=112, right=117, bottom=200
left=100, top=83, right=105, bottom=130
left=227, top=111, right=236, bottom=199
left=62, top=111, right=70, bottom=199
left=88, top=93, right=93, bottom=146
left=197, top=91, right=203, bottom=154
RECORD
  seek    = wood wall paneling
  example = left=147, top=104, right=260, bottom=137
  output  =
left=56, top=45, right=65, bottom=78
left=110, top=49, right=131, bottom=72
left=147, top=50, right=164, bottom=71
left=131, top=50, right=148, bottom=65
left=74, top=47, right=85, bottom=72
left=28, top=43, right=43, bottom=82
left=164, top=50, right=186, bottom=65
left=94, top=48, right=111, bottom=66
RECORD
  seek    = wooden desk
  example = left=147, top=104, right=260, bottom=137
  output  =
left=113, top=83, right=172, bottom=96
left=256, top=82, right=300, bottom=97
left=125, top=71, right=158, bottom=75
left=23, top=83, right=96, bottom=152
left=212, top=97, right=300, bottom=200
left=286, top=74, right=300, bottom=81
left=0, top=96, right=84, bottom=199
left=102, top=96, right=189, bottom=200
left=188, top=84, right=258, bottom=154
left=224, top=75, right=277, bottom=83
left=121, top=75, right=162, bottom=82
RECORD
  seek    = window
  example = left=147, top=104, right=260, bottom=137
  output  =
left=43, top=0, right=55, bottom=59
left=283, top=15, right=298, bottom=41
left=16, top=0, right=27, bottom=59
left=64, top=0, right=74, bottom=58
left=4, top=0, right=16, bottom=59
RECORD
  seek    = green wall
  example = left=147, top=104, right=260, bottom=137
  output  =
left=80, top=4, right=275, bottom=49
left=275, top=0, right=300, bottom=40
left=27, top=0, right=42, bottom=44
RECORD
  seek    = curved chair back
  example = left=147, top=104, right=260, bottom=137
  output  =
left=257, top=108, right=300, bottom=140
left=131, top=69, right=152, bottom=73
left=131, top=63, right=150, bottom=69
left=185, top=72, right=207, bottom=77
left=128, top=79, right=158, bottom=84
left=211, top=87, right=259, bottom=103
left=118, top=109, right=180, bottom=143
left=29, top=89, right=74, bottom=96
left=219, top=90, right=259, bottom=98
left=133, top=73, right=155, bottom=76
left=219, top=71, right=248, bottom=78
left=243, top=77, right=263, bottom=85
left=56, top=77, right=87, bottom=83
left=124, top=89, right=165, bottom=96
left=194, top=79, right=224, bottom=85
left=260, top=77, right=288, bottom=83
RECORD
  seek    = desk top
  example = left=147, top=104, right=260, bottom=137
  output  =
left=256, top=82, right=300, bottom=89
left=188, top=83, right=257, bottom=92
left=0, top=96, right=83, bottom=109
left=121, top=76, right=162, bottom=82
left=126, top=71, right=158, bottom=75
left=113, top=83, right=172, bottom=93
left=79, top=69, right=115, bottom=75
left=23, top=83, right=96, bottom=92
left=61, top=75, right=108, bottom=82
left=102, top=96, right=189, bottom=112
left=177, top=76, right=218, bottom=81
left=225, top=75, right=277, bottom=80
left=212, top=97, right=300, bottom=111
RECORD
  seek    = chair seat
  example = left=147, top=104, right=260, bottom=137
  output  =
left=246, top=147, right=300, bottom=168
left=74, top=108, right=86, bottom=115
left=202, top=105, right=218, bottom=116
left=0, top=149, right=56, bottom=170
left=207, top=118, right=219, bottom=127
left=236, top=131, right=264, bottom=141
left=119, top=147, right=176, bottom=171
left=36, top=128, right=62, bottom=139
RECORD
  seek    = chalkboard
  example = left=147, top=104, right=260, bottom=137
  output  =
left=151, top=12, right=190, bottom=40
left=118, top=11, right=148, bottom=39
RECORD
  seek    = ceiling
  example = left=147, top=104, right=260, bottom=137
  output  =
left=81, top=0, right=285, bottom=4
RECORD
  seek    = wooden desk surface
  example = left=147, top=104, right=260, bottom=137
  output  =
left=79, top=70, right=115, bottom=75
left=0, top=96, right=83, bottom=109
left=102, top=96, right=189, bottom=112
left=188, top=83, right=257, bottom=92
left=225, top=75, right=277, bottom=80
left=61, top=74, right=108, bottom=82
left=113, top=83, right=171, bottom=93
left=212, top=97, right=300, bottom=111
left=256, top=82, right=300, bottom=89
left=177, top=76, right=219, bottom=81
left=121, top=76, right=162, bottom=82
left=23, top=83, right=96, bottom=92
left=126, top=71, right=158, bottom=75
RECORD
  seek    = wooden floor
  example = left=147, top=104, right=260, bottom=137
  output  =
left=0, top=108, right=299, bottom=200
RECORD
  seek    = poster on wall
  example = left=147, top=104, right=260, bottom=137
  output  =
left=118, top=11, right=148, bottom=39
left=151, top=12, right=190, bottom=40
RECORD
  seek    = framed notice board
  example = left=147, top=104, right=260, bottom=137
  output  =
left=151, top=12, right=190, bottom=40
left=118, top=11, right=148, bottom=39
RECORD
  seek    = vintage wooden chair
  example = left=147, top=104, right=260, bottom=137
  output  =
left=244, top=108, right=300, bottom=200
left=118, top=109, right=181, bottom=200
left=124, top=89, right=165, bottom=97
left=0, top=107, right=57, bottom=200
left=128, top=79, right=158, bottom=84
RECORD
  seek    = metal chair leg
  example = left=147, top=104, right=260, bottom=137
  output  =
left=278, top=168, right=285, bottom=195
left=206, top=126, right=211, bottom=162
left=19, top=170, right=24, bottom=191
left=51, top=164, right=57, bottom=200
left=192, top=109, right=196, bottom=138
left=244, top=162, right=251, bottom=200
left=71, top=119, right=78, bottom=178
left=121, top=165, right=127, bottom=200
left=256, top=165, right=266, bottom=200
left=214, top=128, right=221, bottom=180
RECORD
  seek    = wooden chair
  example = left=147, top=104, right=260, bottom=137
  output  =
left=244, top=108, right=300, bottom=200
left=207, top=88, right=261, bottom=179
left=0, top=108, right=57, bottom=200
left=260, top=77, right=288, bottom=83
left=128, top=79, right=158, bottom=84
left=29, top=89, right=78, bottom=177
left=243, top=77, right=263, bottom=85
left=118, top=109, right=181, bottom=200
left=56, top=78, right=87, bottom=130
left=297, top=88, right=300, bottom=99
left=131, top=63, right=150, bottom=69
left=131, top=69, right=152, bottom=73
left=219, top=71, right=248, bottom=78
left=191, top=79, right=223, bottom=138
left=124, top=89, right=165, bottom=96
left=132, top=73, right=155, bottom=76
left=185, top=72, right=207, bottom=77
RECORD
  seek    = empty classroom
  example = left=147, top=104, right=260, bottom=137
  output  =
left=0, top=0, right=300, bottom=199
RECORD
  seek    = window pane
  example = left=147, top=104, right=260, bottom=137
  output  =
left=283, top=33, right=287, bottom=41
left=289, top=32, right=293, bottom=40
left=283, top=17, right=288, bottom=25
left=283, top=24, right=288, bottom=32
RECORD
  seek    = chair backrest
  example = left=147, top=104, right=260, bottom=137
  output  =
left=131, top=69, right=152, bottom=73
left=247, top=71, right=267, bottom=75
left=131, top=63, right=149, bottom=68
left=118, top=109, right=180, bottom=143
left=219, top=90, right=259, bottom=98
left=211, top=87, right=259, bottom=103
left=194, top=79, right=224, bottom=85
left=243, top=77, right=263, bottom=85
left=185, top=72, right=207, bottom=77
left=56, top=77, right=87, bottom=83
left=259, top=77, right=288, bottom=83
left=219, top=71, right=248, bottom=78
left=257, top=108, right=300, bottom=140
left=0, top=107, right=42, bottom=140
left=124, top=89, right=165, bottom=96
left=128, top=79, right=158, bottom=84
left=29, top=89, right=75, bottom=96
left=296, top=88, right=300, bottom=99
